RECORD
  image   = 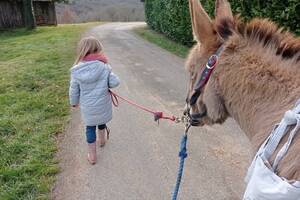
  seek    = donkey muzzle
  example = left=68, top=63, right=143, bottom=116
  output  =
left=183, top=104, right=207, bottom=126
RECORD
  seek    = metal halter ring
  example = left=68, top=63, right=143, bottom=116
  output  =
left=206, top=54, right=218, bottom=69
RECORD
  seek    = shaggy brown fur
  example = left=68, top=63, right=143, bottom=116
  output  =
left=186, top=0, right=300, bottom=182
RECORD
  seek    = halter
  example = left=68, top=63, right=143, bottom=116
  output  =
left=185, top=45, right=224, bottom=124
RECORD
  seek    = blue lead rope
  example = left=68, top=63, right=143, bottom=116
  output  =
left=172, top=134, right=188, bottom=200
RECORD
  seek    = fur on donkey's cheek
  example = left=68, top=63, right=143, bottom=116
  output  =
left=203, top=81, right=227, bottom=123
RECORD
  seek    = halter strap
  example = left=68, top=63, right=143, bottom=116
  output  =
left=189, top=45, right=224, bottom=106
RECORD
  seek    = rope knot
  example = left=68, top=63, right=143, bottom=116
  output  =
left=284, top=110, right=299, bottom=125
left=179, top=148, right=188, bottom=159
left=154, top=112, right=163, bottom=121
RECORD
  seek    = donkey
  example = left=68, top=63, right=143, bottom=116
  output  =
left=185, top=0, right=300, bottom=184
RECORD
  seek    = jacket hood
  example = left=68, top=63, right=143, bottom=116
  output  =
left=71, top=61, right=106, bottom=84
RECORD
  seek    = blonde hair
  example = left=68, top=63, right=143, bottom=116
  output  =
left=74, top=36, right=104, bottom=65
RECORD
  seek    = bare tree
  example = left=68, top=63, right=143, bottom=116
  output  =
left=60, top=6, right=76, bottom=23
left=56, top=0, right=145, bottom=23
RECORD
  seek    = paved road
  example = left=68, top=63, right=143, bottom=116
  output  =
left=52, top=22, right=251, bottom=200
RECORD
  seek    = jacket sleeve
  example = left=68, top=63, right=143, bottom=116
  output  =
left=108, top=71, right=120, bottom=88
left=107, top=64, right=120, bottom=88
left=69, top=74, right=80, bottom=105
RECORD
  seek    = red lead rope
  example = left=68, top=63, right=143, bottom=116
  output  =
left=109, top=90, right=176, bottom=122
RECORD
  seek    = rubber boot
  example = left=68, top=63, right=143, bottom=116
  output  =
left=97, top=129, right=106, bottom=147
left=87, top=142, right=97, bottom=165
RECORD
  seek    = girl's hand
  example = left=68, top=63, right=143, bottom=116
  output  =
left=72, top=104, right=79, bottom=108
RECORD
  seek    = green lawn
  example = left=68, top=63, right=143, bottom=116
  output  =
left=134, top=26, right=190, bottom=58
left=0, top=23, right=98, bottom=200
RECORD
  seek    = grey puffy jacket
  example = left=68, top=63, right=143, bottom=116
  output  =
left=69, top=61, right=120, bottom=126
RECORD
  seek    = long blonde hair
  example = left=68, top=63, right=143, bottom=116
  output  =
left=74, top=36, right=104, bottom=65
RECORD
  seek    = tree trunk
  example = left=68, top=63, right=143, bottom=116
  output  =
left=23, top=0, right=36, bottom=29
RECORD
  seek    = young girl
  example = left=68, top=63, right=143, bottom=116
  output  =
left=69, top=36, right=120, bottom=165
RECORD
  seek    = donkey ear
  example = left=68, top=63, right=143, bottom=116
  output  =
left=189, top=0, right=216, bottom=47
left=214, top=0, right=234, bottom=40
left=215, top=0, right=233, bottom=20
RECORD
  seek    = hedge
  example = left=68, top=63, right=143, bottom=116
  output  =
left=144, top=0, right=300, bottom=46
left=144, top=0, right=194, bottom=46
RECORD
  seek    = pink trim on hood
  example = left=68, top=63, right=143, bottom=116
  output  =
left=82, top=53, right=108, bottom=64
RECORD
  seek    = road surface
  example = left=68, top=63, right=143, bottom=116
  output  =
left=52, top=22, right=251, bottom=200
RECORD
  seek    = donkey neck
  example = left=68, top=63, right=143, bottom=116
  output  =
left=217, top=41, right=300, bottom=145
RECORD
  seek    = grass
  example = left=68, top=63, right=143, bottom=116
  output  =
left=0, top=23, right=99, bottom=200
left=134, top=26, right=190, bottom=58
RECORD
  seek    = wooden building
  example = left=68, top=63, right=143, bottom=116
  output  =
left=0, top=0, right=57, bottom=28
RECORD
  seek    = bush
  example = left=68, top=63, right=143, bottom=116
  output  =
left=215, top=0, right=300, bottom=35
left=144, top=0, right=300, bottom=46
left=145, top=0, right=194, bottom=46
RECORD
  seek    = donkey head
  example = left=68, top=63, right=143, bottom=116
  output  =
left=185, top=0, right=234, bottom=126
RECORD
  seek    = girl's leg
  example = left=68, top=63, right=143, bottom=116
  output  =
left=97, top=124, right=107, bottom=147
left=86, top=126, right=97, bottom=164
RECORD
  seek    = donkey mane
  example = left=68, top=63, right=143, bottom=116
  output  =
left=216, top=15, right=300, bottom=64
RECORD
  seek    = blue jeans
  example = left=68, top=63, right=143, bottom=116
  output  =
left=86, top=124, right=106, bottom=143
